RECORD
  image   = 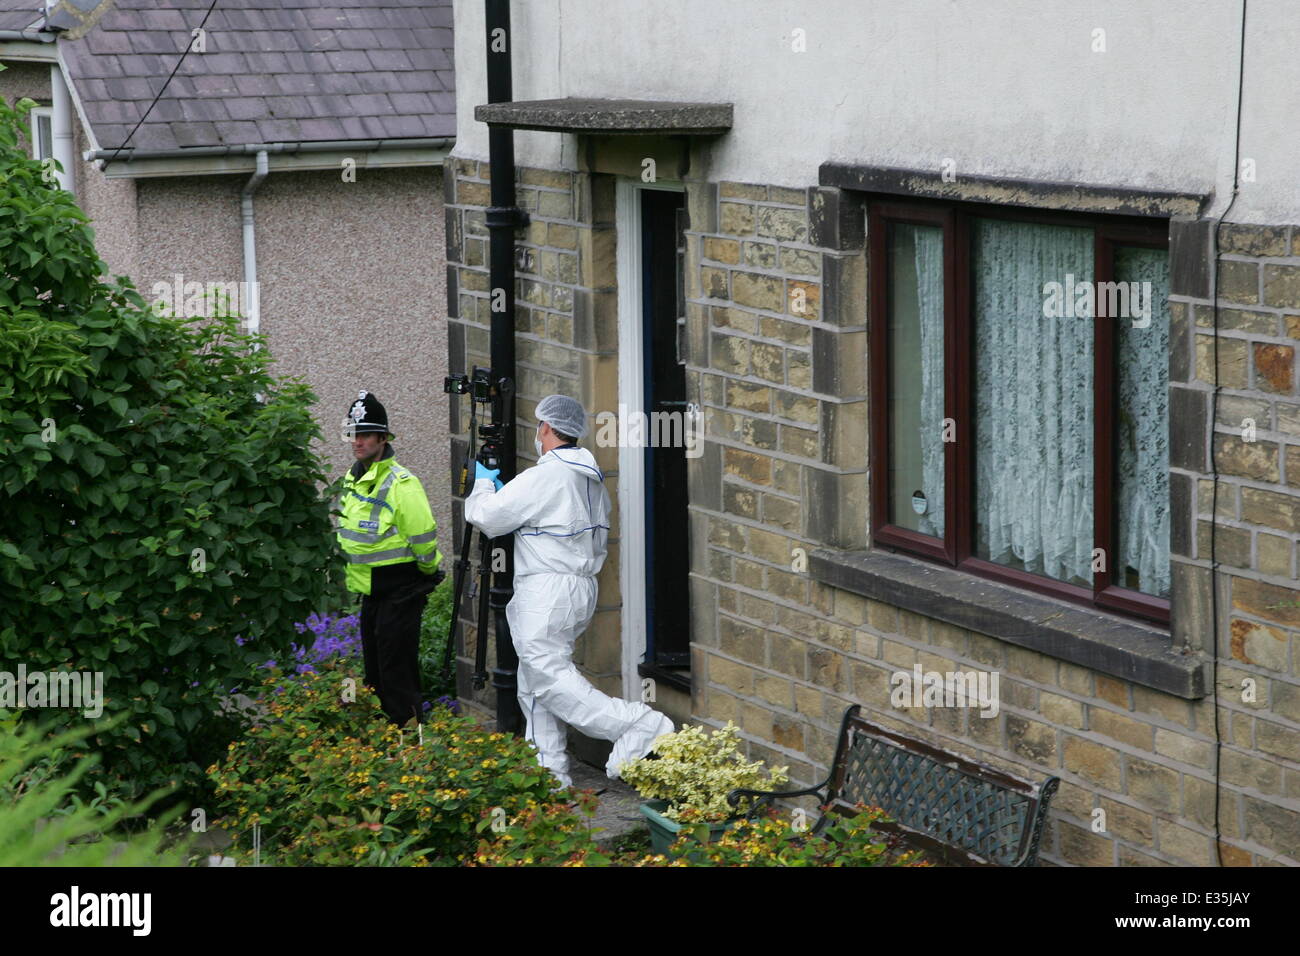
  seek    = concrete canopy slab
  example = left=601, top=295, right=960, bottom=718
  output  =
left=474, top=97, right=732, bottom=136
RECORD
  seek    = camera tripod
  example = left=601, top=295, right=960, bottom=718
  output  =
left=442, top=368, right=514, bottom=692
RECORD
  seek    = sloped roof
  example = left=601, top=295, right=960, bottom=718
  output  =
left=0, top=1, right=44, bottom=34
left=4, top=0, right=455, bottom=152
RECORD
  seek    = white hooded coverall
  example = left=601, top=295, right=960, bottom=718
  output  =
left=463, top=444, right=674, bottom=788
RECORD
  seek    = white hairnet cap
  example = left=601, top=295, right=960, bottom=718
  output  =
left=536, top=393, right=588, bottom=440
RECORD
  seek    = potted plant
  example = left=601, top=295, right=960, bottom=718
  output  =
left=618, top=721, right=789, bottom=857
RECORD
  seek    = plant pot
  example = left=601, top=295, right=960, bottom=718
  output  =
left=639, top=800, right=735, bottom=858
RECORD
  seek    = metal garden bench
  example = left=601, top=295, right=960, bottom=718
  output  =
left=727, top=704, right=1060, bottom=866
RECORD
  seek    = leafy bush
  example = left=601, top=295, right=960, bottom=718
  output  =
left=618, top=721, right=788, bottom=823
left=638, top=805, right=932, bottom=867
left=0, top=714, right=189, bottom=865
left=419, top=575, right=455, bottom=700
left=466, top=792, right=610, bottom=867
left=0, top=86, right=340, bottom=802
left=207, top=656, right=566, bottom=866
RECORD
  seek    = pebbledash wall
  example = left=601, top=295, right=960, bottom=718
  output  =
left=445, top=150, right=1300, bottom=866
left=446, top=0, right=1300, bottom=866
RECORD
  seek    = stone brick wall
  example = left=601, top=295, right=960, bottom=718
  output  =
left=443, top=151, right=1300, bottom=865
left=685, top=181, right=1300, bottom=866
left=443, top=156, right=630, bottom=721
left=1165, top=222, right=1300, bottom=863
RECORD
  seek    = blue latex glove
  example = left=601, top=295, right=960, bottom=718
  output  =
left=475, top=461, right=503, bottom=490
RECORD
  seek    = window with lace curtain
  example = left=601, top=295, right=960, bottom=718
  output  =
left=868, top=200, right=1170, bottom=625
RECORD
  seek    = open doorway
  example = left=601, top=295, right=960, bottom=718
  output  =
left=615, top=179, right=692, bottom=698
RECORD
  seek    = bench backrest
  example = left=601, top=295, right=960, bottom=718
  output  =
left=828, top=708, right=1056, bottom=866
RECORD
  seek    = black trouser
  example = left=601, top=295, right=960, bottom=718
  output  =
left=359, top=561, right=442, bottom=725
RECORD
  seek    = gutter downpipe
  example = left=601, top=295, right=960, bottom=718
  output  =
left=49, top=62, right=74, bottom=195
left=240, top=150, right=268, bottom=341
left=484, top=0, right=527, bottom=733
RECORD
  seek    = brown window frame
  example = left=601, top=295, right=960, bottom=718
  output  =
left=868, top=197, right=1171, bottom=626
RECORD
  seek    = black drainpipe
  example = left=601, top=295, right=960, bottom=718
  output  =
left=484, top=0, right=526, bottom=734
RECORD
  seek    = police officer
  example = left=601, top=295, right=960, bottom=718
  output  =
left=336, top=390, right=444, bottom=725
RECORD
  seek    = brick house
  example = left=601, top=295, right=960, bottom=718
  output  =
left=1, top=0, right=457, bottom=536
left=445, top=2, right=1299, bottom=865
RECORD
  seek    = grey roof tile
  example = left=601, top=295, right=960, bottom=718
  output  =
left=171, top=122, right=222, bottom=148
left=367, top=48, right=413, bottom=71
left=305, top=8, right=350, bottom=29
left=316, top=71, right=361, bottom=94
left=224, top=97, right=269, bottom=121
left=85, top=29, right=133, bottom=55
left=301, top=29, right=342, bottom=52
left=358, top=115, right=387, bottom=139
left=298, top=118, right=344, bottom=140
left=233, top=74, right=279, bottom=96
left=128, top=31, right=187, bottom=55
left=243, top=52, right=292, bottom=73
left=337, top=28, right=378, bottom=49
left=0, top=6, right=41, bottom=32
left=104, top=77, right=159, bottom=100
left=338, top=116, right=368, bottom=139
left=189, top=74, right=238, bottom=96
left=220, top=120, right=263, bottom=143
left=346, top=93, right=396, bottom=116
left=380, top=114, right=430, bottom=138
left=265, top=95, right=313, bottom=117
left=388, top=92, right=433, bottom=113
left=275, top=74, right=324, bottom=95
left=307, top=94, right=352, bottom=117
left=407, top=48, right=451, bottom=71
left=180, top=98, right=231, bottom=123
left=255, top=118, right=305, bottom=142
left=325, top=49, right=371, bottom=72
left=147, top=99, right=184, bottom=123
left=54, top=0, right=455, bottom=152
left=355, top=71, right=399, bottom=94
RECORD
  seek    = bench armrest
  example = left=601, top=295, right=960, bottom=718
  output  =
left=726, top=772, right=833, bottom=814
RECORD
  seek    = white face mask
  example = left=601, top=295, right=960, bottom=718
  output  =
left=534, top=427, right=544, bottom=458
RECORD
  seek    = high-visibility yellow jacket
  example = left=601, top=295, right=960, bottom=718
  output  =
left=335, top=446, right=443, bottom=595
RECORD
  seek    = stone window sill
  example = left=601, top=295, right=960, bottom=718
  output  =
left=809, top=547, right=1207, bottom=700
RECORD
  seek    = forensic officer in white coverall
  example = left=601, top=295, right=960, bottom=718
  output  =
left=464, top=394, right=675, bottom=789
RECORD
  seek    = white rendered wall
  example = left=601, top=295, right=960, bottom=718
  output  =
left=453, top=0, right=1299, bottom=223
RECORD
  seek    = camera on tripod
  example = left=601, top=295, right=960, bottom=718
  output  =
left=443, top=367, right=493, bottom=404
left=444, top=367, right=509, bottom=479
left=441, top=366, right=516, bottom=692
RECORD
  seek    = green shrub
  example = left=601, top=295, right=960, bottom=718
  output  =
left=628, top=805, right=932, bottom=867
left=418, top=574, right=455, bottom=700
left=618, top=721, right=788, bottom=823
left=0, top=84, right=341, bottom=802
left=0, top=714, right=189, bottom=865
left=207, top=656, right=569, bottom=865
left=466, top=792, right=610, bottom=867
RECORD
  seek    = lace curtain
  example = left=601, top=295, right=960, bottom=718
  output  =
left=1115, top=247, right=1171, bottom=597
left=973, top=218, right=1095, bottom=586
left=914, top=226, right=946, bottom=537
